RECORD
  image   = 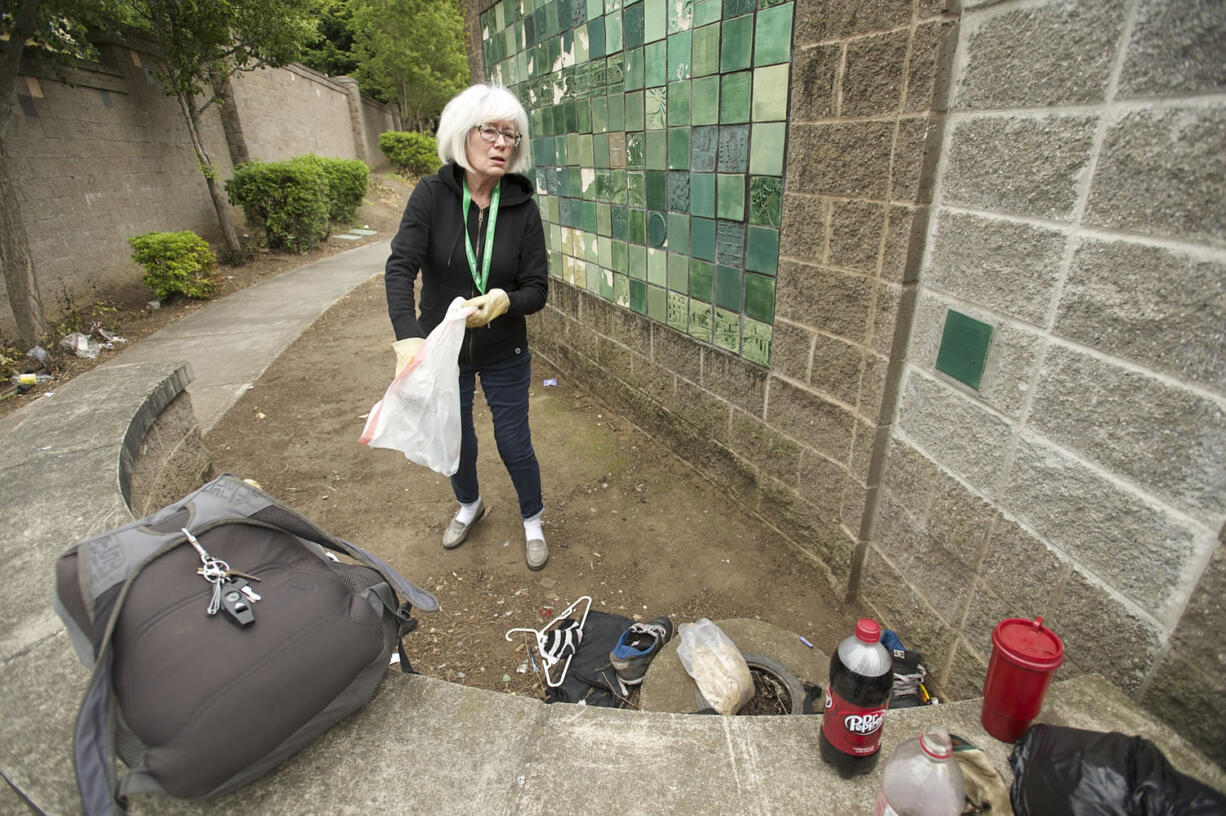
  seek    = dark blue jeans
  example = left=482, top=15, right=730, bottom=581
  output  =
left=450, top=348, right=543, bottom=520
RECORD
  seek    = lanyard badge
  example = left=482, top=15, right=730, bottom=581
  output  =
left=461, top=180, right=500, bottom=294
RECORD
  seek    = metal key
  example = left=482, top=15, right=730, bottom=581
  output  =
left=183, top=528, right=229, bottom=616
left=197, top=566, right=263, bottom=583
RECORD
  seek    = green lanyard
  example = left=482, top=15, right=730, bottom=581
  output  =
left=461, top=180, right=500, bottom=294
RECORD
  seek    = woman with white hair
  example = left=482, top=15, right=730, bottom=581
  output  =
left=384, top=83, right=551, bottom=570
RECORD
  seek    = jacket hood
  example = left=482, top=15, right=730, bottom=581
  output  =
left=439, top=161, right=535, bottom=206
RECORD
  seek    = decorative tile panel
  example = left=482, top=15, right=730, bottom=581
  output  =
left=490, top=0, right=793, bottom=364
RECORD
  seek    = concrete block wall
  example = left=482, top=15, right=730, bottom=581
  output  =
left=867, top=0, right=1226, bottom=765
left=228, top=63, right=362, bottom=163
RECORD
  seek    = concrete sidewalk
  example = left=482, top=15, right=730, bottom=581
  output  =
left=1, top=241, right=1222, bottom=814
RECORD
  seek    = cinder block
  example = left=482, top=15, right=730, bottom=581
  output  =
left=868, top=280, right=914, bottom=359
left=896, top=369, right=1013, bottom=495
left=790, top=44, right=841, bottom=121
left=926, top=468, right=997, bottom=559
left=874, top=497, right=979, bottom=625
left=1118, top=0, right=1226, bottom=97
left=1057, top=238, right=1225, bottom=391
left=1047, top=568, right=1164, bottom=692
left=798, top=449, right=850, bottom=514
left=942, top=113, right=1097, bottom=221
left=1001, top=434, right=1203, bottom=619
left=776, top=261, right=874, bottom=342
left=766, top=376, right=856, bottom=463
left=1085, top=105, right=1226, bottom=246
left=857, top=351, right=890, bottom=419
left=881, top=204, right=925, bottom=283
left=702, top=348, right=768, bottom=416
left=906, top=20, right=959, bottom=113
left=841, top=31, right=909, bottom=117
left=779, top=192, right=827, bottom=262
left=848, top=417, right=888, bottom=484
left=861, top=547, right=957, bottom=666
left=1030, top=344, right=1226, bottom=521
left=891, top=114, right=942, bottom=204
left=767, top=320, right=814, bottom=384
left=810, top=331, right=864, bottom=407
left=785, top=121, right=895, bottom=199
left=794, top=0, right=912, bottom=45
left=829, top=199, right=885, bottom=274
left=955, top=0, right=1123, bottom=109
left=1140, top=655, right=1226, bottom=770
left=728, top=408, right=803, bottom=484
left=927, top=211, right=1066, bottom=326
left=882, top=435, right=940, bottom=520
left=940, top=639, right=988, bottom=701
left=1167, top=540, right=1226, bottom=666
left=639, top=358, right=680, bottom=411
left=651, top=323, right=703, bottom=382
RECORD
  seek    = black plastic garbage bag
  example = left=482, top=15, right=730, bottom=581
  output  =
left=1009, top=724, right=1226, bottom=816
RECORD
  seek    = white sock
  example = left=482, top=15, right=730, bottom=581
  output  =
left=523, top=511, right=543, bottom=541
left=455, top=498, right=482, bottom=525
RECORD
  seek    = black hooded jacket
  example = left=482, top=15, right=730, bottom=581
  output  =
left=384, top=162, right=549, bottom=367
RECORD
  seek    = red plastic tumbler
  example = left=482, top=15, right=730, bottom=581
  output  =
left=980, top=617, right=1064, bottom=742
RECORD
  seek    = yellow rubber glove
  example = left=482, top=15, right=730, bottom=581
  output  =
left=463, top=288, right=509, bottom=328
left=392, top=337, right=424, bottom=376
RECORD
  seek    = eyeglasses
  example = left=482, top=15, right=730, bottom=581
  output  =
left=473, top=123, right=522, bottom=147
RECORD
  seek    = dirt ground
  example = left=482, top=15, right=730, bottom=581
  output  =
left=7, top=171, right=861, bottom=704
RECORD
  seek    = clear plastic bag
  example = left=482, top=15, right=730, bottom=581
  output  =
left=676, top=618, right=754, bottom=715
left=359, top=297, right=471, bottom=475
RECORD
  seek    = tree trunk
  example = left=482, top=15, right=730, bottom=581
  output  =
left=209, top=64, right=249, bottom=167
left=176, top=92, right=240, bottom=253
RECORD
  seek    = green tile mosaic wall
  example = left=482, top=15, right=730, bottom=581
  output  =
left=481, top=0, right=791, bottom=366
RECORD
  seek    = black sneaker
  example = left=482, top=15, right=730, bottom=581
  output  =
left=609, top=617, right=674, bottom=686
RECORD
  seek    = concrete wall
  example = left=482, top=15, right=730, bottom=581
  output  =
left=860, top=0, right=1226, bottom=766
left=1, top=40, right=394, bottom=340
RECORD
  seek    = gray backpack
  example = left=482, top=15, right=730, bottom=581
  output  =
left=53, top=473, right=438, bottom=815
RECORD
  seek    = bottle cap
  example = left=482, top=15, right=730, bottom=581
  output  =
left=854, top=618, right=881, bottom=643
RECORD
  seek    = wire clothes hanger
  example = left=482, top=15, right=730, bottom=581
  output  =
left=505, top=595, right=592, bottom=687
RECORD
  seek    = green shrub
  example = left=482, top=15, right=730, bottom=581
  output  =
left=296, top=154, right=369, bottom=222
left=379, top=131, right=438, bottom=176
left=225, top=158, right=330, bottom=253
left=128, top=230, right=217, bottom=300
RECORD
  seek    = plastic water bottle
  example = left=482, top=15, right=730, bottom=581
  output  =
left=10, top=373, right=51, bottom=391
left=873, top=727, right=965, bottom=816
left=819, top=618, right=893, bottom=776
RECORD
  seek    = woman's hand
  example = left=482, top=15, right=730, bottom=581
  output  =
left=392, top=337, right=425, bottom=375
left=463, top=288, right=510, bottom=327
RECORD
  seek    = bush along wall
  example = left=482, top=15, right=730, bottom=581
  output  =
left=128, top=230, right=217, bottom=300
left=379, top=131, right=437, bottom=176
left=297, top=154, right=370, bottom=223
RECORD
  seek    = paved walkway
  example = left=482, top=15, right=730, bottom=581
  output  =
left=1, top=241, right=1221, bottom=814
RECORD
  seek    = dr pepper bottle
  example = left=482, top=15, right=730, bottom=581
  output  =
left=819, top=618, right=894, bottom=777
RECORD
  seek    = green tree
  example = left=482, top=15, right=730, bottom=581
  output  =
left=351, top=0, right=467, bottom=130
left=299, top=0, right=359, bottom=77
left=122, top=0, right=316, bottom=253
left=1, top=0, right=123, bottom=346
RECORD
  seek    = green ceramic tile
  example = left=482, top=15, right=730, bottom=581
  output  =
left=625, top=47, right=644, bottom=89
left=625, top=132, right=645, bottom=169
left=630, top=278, right=647, bottom=313
left=567, top=132, right=581, bottom=162
left=754, top=3, right=792, bottom=66
left=692, top=23, right=720, bottom=76
left=691, top=217, right=716, bottom=261
left=713, top=307, right=740, bottom=352
left=595, top=133, right=611, bottom=168
left=628, top=242, right=647, bottom=277
left=611, top=168, right=628, bottom=203
left=693, top=0, right=721, bottom=26
left=645, top=39, right=668, bottom=86
left=578, top=98, right=593, bottom=130
left=717, top=173, right=745, bottom=220
left=587, top=261, right=602, bottom=293
left=668, top=31, right=691, bottom=80
left=936, top=310, right=994, bottom=389
left=646, top=170, right=667, bottom=209
left=580, top=167, right=596, bottom=199
left=668, top=127, right=690, bottom=169
left=592, top=95, right=608, bottom=132
left=612, top=239, right=628, bottom=272
left=745, top=225, right=779, bottom=275
left=720, top=71, right=751, bottom=123
left=627, top=171, right=646, bottom=206
left=742, top=317, right=771, bottom=364
left=748, top=122, right=784, bottom=175
left=691, top=125, right=718, bottom=172
left=645, top=86, right=667, bottom=129
left=752, top=64, right=789, bottom=120
left=612, top=205, right=629, bottom=239
left=692, top=75, right=720, bottom=125
left=597, top=201, right=612, bottom=234
left=624, top=2, right=645, bottom=47
left=668, top=81, right=690, bottom=126
left=644, top=0, right=666, bottom=42
left=668, top=211, right=690, bottom=253
left=601, top=235, right=615, bottom=269
left=648, top=210, right=668, bottom=246
left=687, top=299, right=712, bottom=340
left=720, top=14, right=753, bottom=72
left=628, top=206, right=646, bottom=241
left=606, top=0, right=623, bottom=13
left=668, top=251, right=689, bottom=291
left=589, top=16, right=606, bottom=57
left=667, top=0, right=693, bottom=33
left=718, top=124, right=749, bottom=172
left=715, top=264, right=741, bottom=310
left=667, top=170, right=690, bottom=211
left=609, top=131, right=627, bottom=168
left=570, top=166, right=584, bottom=197
left=713, top=222, right=742, bottom=269
left=690, top=172, right=715, bottom=218
left=606, top=10, right=624, bottom=51
left=647, top=128, right=668, bottom=168
left=690, top=258, right=714, bottom=302
left=749, top=176, right=782, bottom=226
left=575, top=26, right=591, bottom=60
left=743, top=272, right=775, bottom=322
left=599, top=265, right=615, bottom=298
left=668, top=291, right=689, bottom=331
left=583, top=200, right=598, bottom=231
left=555, top=135, right=569, bottom=164
left=648, top=284, right=667, bottom=320
left=625, top=90, right=645, bottom=130
left=647, top=247, right=667, bottom=285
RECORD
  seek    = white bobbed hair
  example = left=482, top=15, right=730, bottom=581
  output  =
left=437, top=84, right=532, bottom=175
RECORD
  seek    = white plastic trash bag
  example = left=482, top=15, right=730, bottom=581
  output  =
left=359, top=297, right=471, bottom=475
left=676, top=618, right=754, bottom=715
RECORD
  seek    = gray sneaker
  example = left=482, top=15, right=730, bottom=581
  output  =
left=525, top=536, right=548, bottom=570
left=442, top=499, right=486, bottom=549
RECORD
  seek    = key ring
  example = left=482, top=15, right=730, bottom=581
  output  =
left=201, top=558, right=229, bottom=581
